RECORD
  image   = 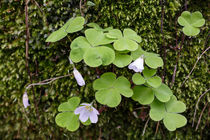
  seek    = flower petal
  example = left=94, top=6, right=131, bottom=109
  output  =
left=92, top=107, right=99, bottom=115
left=128, top=57, right=144, bottom=72
left=23, top=92, right=30, bottom=108
left=89, top=111, right=98, bottom=123
left=73, top=68, right=85, bottom=86
left=79, top=110, right=89, bottom=122
left=74, top=106, right=86, bottom=115
left=81, top=103, right=91, bottom=106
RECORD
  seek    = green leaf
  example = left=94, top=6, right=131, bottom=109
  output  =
left=87, top=1, right=96, bottom=7
left=152, top=84, right=173, bottom=102
left=149, top=99, right=166, bottom=121
left=106, top=29, right=122, bottom=39
left=109, top=28, right=141, bottom=51
left=46, top=17, right=85, bottom=42
left=113, top=53, right=132, bottom=68
left=178, top=11, right=205, bottom=36
left=70, top=36, right=91, bottom=63
left=87, top=23, right=113, bottom=31
left=65, top=17, right=85, bottom=33
left=58, top=97, right=81, bottom=112
left=146, top=76, right=162, bottom=88
left=46, top=28, right=67, bottom=42
left=55, top=112, right=80, bottom=132
left=113, top=37, right=138, bottom=51
left=81, top=119, right=91, bottom=126
left=145, top=56, right=163, bottom=69
left=131, top=47, right=159, bottom=60
left=143, top=67, right=157, bottom=78
left=132, top=73, right=145, bottom=85
left=123, top=28, right=142, bottom=43
left=163, top=113, right=187, bottom=131
left=93, top=72, right=133, bottom=107
left=132, top=86, right=154, bottom=105
left=95, top=88, right=121, bottom=107
left=55, top=97, right=81, bottom=132
left=165, top=96, right=186, bottom=113
left=85, top=29, right=114, bottom=46
left=83, top=47, right=115, bottom=67
left=149, top=96, right=187, bottom=131
left=93, top=72, right=116, bottom=90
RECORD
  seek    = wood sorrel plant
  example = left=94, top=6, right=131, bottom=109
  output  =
left=36, top=11, right=205, bottom=132
left=45, top=16, right=186, bottom=132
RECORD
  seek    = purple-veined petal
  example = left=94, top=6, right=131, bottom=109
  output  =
left=79, top=110, right=90, bottom=122
left=92, top=107, right=99, bottom=115
left=89, top=111, right=98, bottom=123
left=74, top=106, right=86, bottom=115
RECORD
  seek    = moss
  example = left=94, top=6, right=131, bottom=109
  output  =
left=0, top=0, right=209, bottom=139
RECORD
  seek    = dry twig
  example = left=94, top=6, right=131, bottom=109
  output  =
left=26, top=74, right=72, bottom=90
left=181, top=46, right=210, bottom=87
left=142, top=117, right=150, bottom=136
left=196, top=102, right=209, bottom=131
left=192, top=89, right=210, bottom=127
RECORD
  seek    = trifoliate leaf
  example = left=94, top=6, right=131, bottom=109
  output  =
left=146, top=76, right=162, bottom=88
left=123, top=28, right=142, bottom=43
left=93, top=72, right=133, bottom=107
left=85, top=29, right=115, bottom=46
left=70, top=36, right=91, bottom=63
left=178, top=11, right=205, bottom=36
left=83, top=47, right=115, bottom=67
left=58, top=97, right=81, bottom=111
left=149, top=96, right=187, bottom=131
left=132, top=86, right=154, bottom=105
left=55, top=97, right=81, bottom=132
left=132, top=73, right=145, bottom=85
left=113, top=38, right=138, bottom=51
left=113, top=53, right=132, bottom=68
left=107, top=28, right=141, bottom=51
left=46, top=17, right=85, bottom=42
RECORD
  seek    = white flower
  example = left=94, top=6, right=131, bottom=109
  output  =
left=128, top=56, right=144, bottom=72
left=73, top=68, right=85, bottom=86
left=74, top=103, right=99, bottom=123
left=23, top=92, right=30, bottom=108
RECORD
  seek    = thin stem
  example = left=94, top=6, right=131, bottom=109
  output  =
left=181, top=46, right=210, bottom=87
left=80, top=0, right=84, bottom=17
left=171, top=34, right=185, bottom=88
left=155, top=121, right=160, bottom=136
left=26, top=74, right=72, bottom=90
left=160, top=0, right=166, bottom=82
left=192, top=89, right=210, bottom=127
left=142, top=117, right=150, bottom=136
left=196, top=102, right=208, bottom=131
